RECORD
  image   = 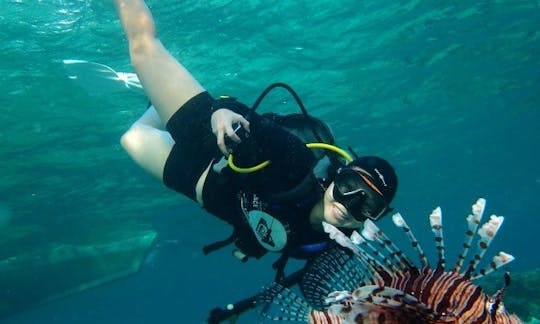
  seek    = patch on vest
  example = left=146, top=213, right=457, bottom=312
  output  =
left=246, top=210, right=287, bottom=252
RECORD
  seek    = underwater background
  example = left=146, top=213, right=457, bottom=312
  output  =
left=1, top=0, right=539, bottom=323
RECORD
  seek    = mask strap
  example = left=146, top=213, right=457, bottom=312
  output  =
left=358, top=174, right=383, bottom=196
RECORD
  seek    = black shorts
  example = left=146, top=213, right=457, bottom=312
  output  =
left=163, top=91, right=219, bottom=201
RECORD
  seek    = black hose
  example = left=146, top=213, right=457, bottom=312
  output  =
left=251, top=82, right=325, bottom=143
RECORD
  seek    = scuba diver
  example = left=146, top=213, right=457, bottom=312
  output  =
left=113, top=0, right=398, bottom=322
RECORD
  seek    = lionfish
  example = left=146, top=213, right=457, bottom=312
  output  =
left=258, top=198, right=522, bottom=323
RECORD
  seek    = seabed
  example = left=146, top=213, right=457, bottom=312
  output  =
left=0, top=223, right=156, bottom=319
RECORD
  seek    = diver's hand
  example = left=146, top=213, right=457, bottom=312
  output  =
left=211, top=108, right=250, bottom=156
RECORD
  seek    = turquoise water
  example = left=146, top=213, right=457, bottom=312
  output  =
left=1, top=0, right=539, bottom=323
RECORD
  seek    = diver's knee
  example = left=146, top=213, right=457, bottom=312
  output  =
left=120, top=126, right=144, bottom=155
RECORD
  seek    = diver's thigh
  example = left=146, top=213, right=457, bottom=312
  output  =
left=121, top=124, right=174, bottom=181
left=132, top=40, right=205, bottom=123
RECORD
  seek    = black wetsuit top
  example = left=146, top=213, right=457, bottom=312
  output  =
left=201, top=98, right=329, bottom=260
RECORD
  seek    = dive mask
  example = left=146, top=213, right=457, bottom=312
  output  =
left=332, top=167, right=390, bottom=222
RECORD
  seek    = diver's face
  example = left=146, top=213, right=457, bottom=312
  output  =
left=322, top=183, right=363, bottom=228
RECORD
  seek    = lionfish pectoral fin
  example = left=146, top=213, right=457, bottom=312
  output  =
left=256, top=282, right=312, bottom=322
left=300, top=247, right=366, bottom=310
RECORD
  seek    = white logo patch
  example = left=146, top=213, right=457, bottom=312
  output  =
left=374, top=168, right=387, bottom=187
left=246, top=210, right=287, bottom=252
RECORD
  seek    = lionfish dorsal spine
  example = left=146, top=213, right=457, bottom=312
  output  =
left=350, top=230, right=399, bottom=277
left=429, top=206, right=446, bottom=271
left=323, top=222, right=362, bottom=255
left=362, top=219, right=415, bottom=270
left=453, top=198, right=486, bottom=273
left=465, top=214, right=505, bottom=278
left=362, top=219, right=416, bottom=271
left=472, top=251, right=515, bottom=280
left=392, top=212, right=430, bottom=269
left=323, top=222, right=389, bottom=284
left=352, top=227, right=404, bottom=275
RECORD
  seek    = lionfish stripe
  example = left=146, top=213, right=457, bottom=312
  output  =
left=390, top=267, right=417, bottom=292
left=437, top=274, right=472, bottom=314
left=403, top=268, right=430, bottom=300
left=456, top=286, right=487, bottom=323
left=417, top=265, right=448, bottom=304
left=453, top=284, right=485, bottom=320
left=428, top=272, right=461, bottom=312
left=437, top=273, right=476, bottom=316
left=309, top=310, right=342, bottom=324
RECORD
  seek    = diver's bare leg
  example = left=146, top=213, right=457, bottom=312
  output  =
left=114, top=0, right=205, bottom=122
left=135, top=104, right=165, bottom=130
left=120, top=106, right=174, bottom=181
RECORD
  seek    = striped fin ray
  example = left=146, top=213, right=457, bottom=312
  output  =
left=429, top=207, right=446, bottom=271
left=392, top=212, right=430, bottom=269
left=454, top=198, right=486, bottom=273
left=323, top=223, right=390, bottom=285
left=465, top=214, right=505, bottom=278
left=257, top=282, right=312, bottom=322
left=322, top=222, right=362, bottom=255
left=362, top=219, right=416, bottom=271
left=349, top=229, right=403, bottom=275
left=472, top=251, right=515, bottom=280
